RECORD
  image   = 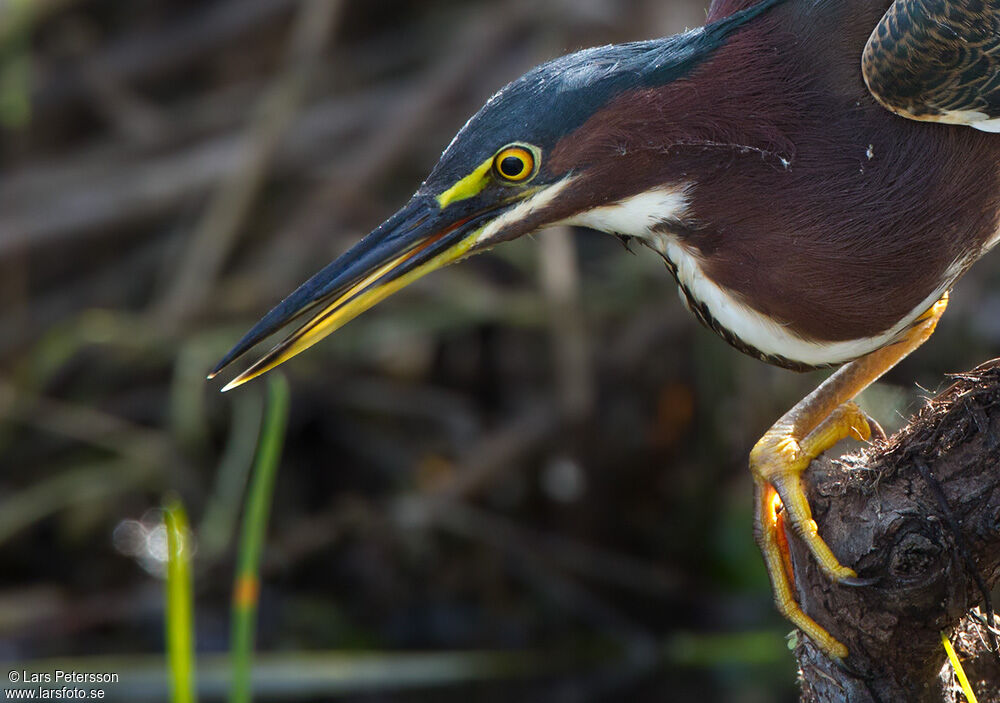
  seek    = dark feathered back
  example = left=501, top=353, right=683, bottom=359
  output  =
left=708, top=0, right=767, bottom=21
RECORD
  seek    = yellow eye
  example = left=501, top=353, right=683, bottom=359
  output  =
left=493, top=145, right=537, bottom=183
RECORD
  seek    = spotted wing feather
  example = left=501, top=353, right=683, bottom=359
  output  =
left=863, top=0, right=1000, bottom=131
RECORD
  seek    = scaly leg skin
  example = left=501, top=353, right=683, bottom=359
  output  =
left=751, top=294, right=949, bottom=660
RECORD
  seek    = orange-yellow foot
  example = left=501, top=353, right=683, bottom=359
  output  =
left=749, top=295, right=948, bottom=661
left=751, top=401, right=874, bottom=661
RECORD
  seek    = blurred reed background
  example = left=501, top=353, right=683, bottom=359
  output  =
left=3, top=0, right=1000, bottom=701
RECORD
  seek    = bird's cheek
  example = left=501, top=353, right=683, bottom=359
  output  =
left=472, top=180, right=579, bottom=249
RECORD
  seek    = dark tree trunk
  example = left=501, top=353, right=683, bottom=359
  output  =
left=792, top=360, right=1000, bottom=702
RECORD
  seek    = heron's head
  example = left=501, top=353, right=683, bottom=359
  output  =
left=210, top=1, right=783, bottom=389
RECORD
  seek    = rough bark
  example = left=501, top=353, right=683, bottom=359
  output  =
left=792, top=359, right=1000, bottom=702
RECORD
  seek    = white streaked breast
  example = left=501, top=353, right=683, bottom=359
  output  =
left=648, top=236, right=953, bottom=366
left=560, top=186, right=952, bottom=367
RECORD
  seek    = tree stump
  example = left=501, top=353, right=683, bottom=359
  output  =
left=792, top=359, right=1000, bottom=702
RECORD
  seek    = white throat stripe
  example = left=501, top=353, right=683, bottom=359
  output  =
left=561, top=187, right=949, bottom=366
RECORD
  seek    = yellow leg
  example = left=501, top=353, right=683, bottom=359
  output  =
left=751, top=295, right=949, bottom=660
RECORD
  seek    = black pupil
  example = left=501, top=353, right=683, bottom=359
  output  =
left=500, top=155, right=525, bottom=178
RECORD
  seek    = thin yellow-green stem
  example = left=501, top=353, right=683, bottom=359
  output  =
left=164, top=500, right=196, bottom=703
left=229, top=375, right=290, bottom=703
left=942, top=631, right=978, bottom=703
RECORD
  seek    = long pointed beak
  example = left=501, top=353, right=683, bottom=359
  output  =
left=210, top=195, right=500, bottom=391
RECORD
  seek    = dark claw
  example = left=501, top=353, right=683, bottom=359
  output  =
left=840, top=575, right=879, bottom=587
left=865, top=413, right=887, bottom=443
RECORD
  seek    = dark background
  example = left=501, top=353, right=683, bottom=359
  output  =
left=3, top=0, right=1000, bottom=700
